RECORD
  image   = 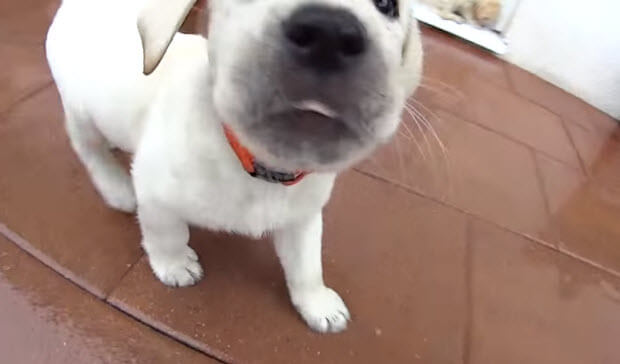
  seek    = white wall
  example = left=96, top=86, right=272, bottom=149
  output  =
left=504, top=0, right=620, bottom=118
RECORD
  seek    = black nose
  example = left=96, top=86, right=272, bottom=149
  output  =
left=283, top=5, right=367, bottom=72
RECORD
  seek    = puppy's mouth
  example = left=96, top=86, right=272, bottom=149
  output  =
left=291, top=100, right=339, bottom=119
left=222, top=96, right=367, bottom=180
left=267, top=110, right=346, bottom=137
left=261, top=101, right=357, bottom=146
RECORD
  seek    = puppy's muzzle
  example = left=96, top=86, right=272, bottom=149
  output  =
left=283, top=5, right=368, bottom=73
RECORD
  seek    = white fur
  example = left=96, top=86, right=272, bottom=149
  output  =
left=46, top=0, right=422, bottom=333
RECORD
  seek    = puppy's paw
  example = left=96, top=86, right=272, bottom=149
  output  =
left=293, top=286, right=350, bottom=333
left=147, top=246, right=204, bottom=287
left=98, top=171, right=137, bottom=213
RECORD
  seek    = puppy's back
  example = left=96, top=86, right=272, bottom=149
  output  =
left=46, top=0, right=208, bottom=151
left=47, top=0, right=147, bottom=111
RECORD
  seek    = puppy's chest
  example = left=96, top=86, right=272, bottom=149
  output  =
left=174, top=174, right=333, bottom=237
left=138, top=115, right=335, bottom=236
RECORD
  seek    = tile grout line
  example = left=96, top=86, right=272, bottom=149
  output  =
left=501, top=62, right=518, bottom=94
left=110, top=227, right=146, bottom=295
left=0, top=76, right=146, bottom=301
left=353, top=169, right=620, bottom=280
left=462, top=218, right=474, bottom=364
left=558, top=115, right=590, bottom=177
left=418, top=66, right=600, bottom=167
left=414, top=65, right=597, bottom=170
left=107, top=297, right=233, bottom=364
left=496, top=70, right=617, bottom=141
left=0, top=222, right=106, bottom=298
left=427, top=105, right=583, bottom=170
left=0, top=80, right=54, bottom=120
left=108, top=300, right=226, bottom=364
left=0, top=222, right=227, bottom=363
left=555, top=244, right=620, bottom=278
left=1, top=221, right=145, bottom=300
left=495, top=64, right=603, bottom=130
left=529, top=149, right=554, bottom=220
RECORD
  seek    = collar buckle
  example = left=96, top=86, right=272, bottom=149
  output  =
left=251, top=162, right=306, bottom=186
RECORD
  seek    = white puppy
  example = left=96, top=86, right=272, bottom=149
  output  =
left=46, top=0, right=423, bottom=333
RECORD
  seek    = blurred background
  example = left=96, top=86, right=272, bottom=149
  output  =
left=416, top=0, right=620, bottom=120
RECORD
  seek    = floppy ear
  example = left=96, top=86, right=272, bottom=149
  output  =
left=138, top=0, right=196, bottom=75
left=400, top=2, right=424, bottom=97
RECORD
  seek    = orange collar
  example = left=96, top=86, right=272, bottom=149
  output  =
left=223, top=125, right=308, bottom=186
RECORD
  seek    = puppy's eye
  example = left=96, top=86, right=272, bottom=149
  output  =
left=374, top=0, right=399, bottom=18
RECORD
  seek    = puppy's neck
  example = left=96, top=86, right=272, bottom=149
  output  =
left=222, top=125, right=309, bottom=186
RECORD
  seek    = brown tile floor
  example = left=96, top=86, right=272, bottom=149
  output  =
left=0, top=235, right=215, bottom=364
left=1, top=2, right=620, bottom=363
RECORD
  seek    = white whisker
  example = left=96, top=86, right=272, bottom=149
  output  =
left=399, top=111, right=427, bottom=160
left=404, top=104, right=434, bottom=160
left=406, top=103, right=448, bottom=160
left=406, top=99, right=455, bottom=200
left=420, top=76, right=465, bottom=99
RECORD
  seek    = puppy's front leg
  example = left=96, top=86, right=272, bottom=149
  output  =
left=138, top=204, right=204, bottom=287
left=274, top=213, right=350, bottom=333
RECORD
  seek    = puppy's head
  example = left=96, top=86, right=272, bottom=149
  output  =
left=141, top=0, right=423, bottom=172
